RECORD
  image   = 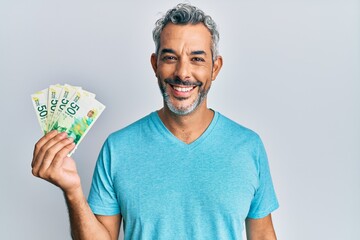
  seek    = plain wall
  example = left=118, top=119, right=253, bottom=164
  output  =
left=1, top=0, right=359, bottom=239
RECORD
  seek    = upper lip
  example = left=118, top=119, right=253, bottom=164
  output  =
left=171, top=84, right=196, bottom=88
left=164, top=78, right=202, bottom=87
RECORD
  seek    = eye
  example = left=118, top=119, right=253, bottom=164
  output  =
left=191, top=57, right=205, bottom=62
left=162, top=55, right=177, bottom=62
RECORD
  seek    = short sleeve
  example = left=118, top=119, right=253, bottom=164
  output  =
left=87, top=139, right=120, bottom=215
left=247, top=138, right=279, bottom=219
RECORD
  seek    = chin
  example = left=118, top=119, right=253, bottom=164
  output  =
left=166, top=97, right=202, bottom=116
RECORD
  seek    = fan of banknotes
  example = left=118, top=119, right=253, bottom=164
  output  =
left=31, top=84, right=105, bottom=156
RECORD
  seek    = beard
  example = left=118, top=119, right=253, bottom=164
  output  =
left=157, top=77, right=210, bottom=116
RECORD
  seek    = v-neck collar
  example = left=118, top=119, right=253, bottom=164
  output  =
left=150, top=110, right=219, bottom=149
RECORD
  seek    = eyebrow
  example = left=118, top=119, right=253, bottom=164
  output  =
left=191, top=50, right=206, bottom=55
left=160, top=48, right=175, bottom=55
left=159, top=48, right=207, bottom=56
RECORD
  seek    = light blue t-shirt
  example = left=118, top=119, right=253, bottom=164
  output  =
left=88, top=111, right=279, bottom=239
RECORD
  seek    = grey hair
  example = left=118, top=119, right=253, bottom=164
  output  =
left=152, top=3, right=220, bottom=61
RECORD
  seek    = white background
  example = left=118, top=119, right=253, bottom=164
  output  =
left=1, top=0, right=359, bottom=239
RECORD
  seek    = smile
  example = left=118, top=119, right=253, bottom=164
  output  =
left=171, top=85, right=196, bottom=92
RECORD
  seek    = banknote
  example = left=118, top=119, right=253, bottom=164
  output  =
left=31, top=88, right=49, bottom=134
left=52, top=94, right=105, bottom=156
left=31, top=84, right=105, bottom=156
left=48, top=84, right=80, bottom=131
left=46, top=84, right=63, bottom=132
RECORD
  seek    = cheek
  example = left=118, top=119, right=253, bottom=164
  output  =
left=194, top=69, right=213, bottom=84
left=157, top=63, right=175, bottom=78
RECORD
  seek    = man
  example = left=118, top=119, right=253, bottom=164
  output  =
left=32, top=3, right=279, bottom=240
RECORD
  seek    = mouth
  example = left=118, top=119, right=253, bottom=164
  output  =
left=164, top=78, right=202, bottom=101
left=170, top=84, right=197, bottom=93
left=164, top=78, right=202, bottom=97
left=168, top=84, right=197, bottom=99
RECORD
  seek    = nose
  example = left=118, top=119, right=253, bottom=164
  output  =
left=174, top=59, right=191, bottom=80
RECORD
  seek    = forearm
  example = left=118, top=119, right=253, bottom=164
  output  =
left=245, top=215, right=277, bottom=240
left=64, top=187, right=111, bottom=240
left=246, top=232, right=277, bottom=240
left=32, top=132, right=114, bottom=239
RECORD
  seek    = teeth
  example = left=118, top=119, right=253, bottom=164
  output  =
left=173, top=86, right=194, bottom=92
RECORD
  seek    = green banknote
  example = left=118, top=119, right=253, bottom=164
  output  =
left=46, top=84, right=63, bottom=132
left=52, top=92, right=105, bottom=156
left=31, top=84, right=105, bottom=156
left=31, top=88, right=48, bottom=134
left=48, top=84, right=80, bottom=131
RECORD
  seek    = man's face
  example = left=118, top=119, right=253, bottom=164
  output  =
left=87, top=110, right=94, bottom=118
left=151, top=23, right=222, bottom=115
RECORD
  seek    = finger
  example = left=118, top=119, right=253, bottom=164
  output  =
left=32, top=130, right=59, bottom=168
left=32, top=131, right=67, bottom=169
left=51, top=141, right=76, bottom=170
left=33, top=130, right=58, bottom=160
left=32, top=132, right=68, bottom=173
left=38, top=137, right=75, bottom=177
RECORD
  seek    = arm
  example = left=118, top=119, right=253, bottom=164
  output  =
left=31, top=131, right=120, bottom=240
left=245, top=214, right=277, bottom=240
left=65, top=188, right=121, bottom=240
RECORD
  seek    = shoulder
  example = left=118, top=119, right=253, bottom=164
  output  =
left=105, top=112, right=154, bottom=146
left=215, top=112, right=261, bottom=142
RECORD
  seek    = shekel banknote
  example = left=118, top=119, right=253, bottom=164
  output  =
left=31, top=88, right=48, bottom=134
left=46, top=84, right=63, bottom=132
left=50, top=90, right=105, bottom=156
left=32, top=84, right=105, bottom=156
left=48, top=84, right=80, bottom=131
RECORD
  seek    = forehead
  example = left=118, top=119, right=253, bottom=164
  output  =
left=159, top=23, right=212, bottom=53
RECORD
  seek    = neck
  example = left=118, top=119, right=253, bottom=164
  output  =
left=157, top=102, right=214, bottom=144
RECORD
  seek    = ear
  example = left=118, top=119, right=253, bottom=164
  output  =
left=211, top=56, right=223, bottom=81
left=150, top=53, right=158, bottom=76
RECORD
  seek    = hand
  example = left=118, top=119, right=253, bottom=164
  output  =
left=31, top=130, right=80, bottom=195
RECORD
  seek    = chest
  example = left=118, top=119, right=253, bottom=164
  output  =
left=113, top=147, right=259, bottom=224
